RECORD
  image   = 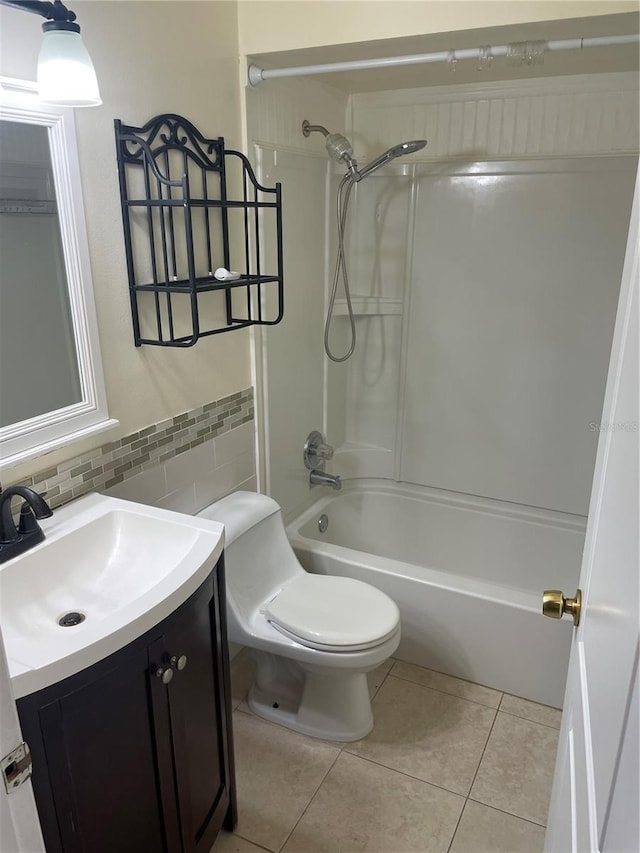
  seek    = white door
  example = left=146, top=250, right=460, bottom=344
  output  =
left=545, top=174, right=639, bottom=852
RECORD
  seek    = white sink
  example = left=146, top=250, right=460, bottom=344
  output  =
left=0, top=493, right=224, bottom=698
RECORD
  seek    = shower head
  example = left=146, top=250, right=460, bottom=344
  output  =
left=302, top=119, right=359, bottom=178
left=301, top=120, right=426, bottom=182
left=356, top=139, right=427, bottom=181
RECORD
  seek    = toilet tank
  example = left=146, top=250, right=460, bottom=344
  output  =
left=197, top=492, right=303, bottom=627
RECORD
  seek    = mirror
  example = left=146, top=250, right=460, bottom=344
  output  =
left=0, top=119, right=82, bottom=424
left=0, top=79, right=114, bottom=467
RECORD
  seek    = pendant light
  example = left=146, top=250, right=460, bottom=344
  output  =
left=1, top=0, right=101, bottom=107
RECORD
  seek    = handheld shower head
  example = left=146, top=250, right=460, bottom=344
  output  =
left=301, top=121, right=427, bottom=362
left=302, top=121, right=426, bottom=183
left=356, top=139, right=427, bottom=181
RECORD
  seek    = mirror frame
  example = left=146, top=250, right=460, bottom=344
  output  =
left=0, top=77, right=116, bottom=467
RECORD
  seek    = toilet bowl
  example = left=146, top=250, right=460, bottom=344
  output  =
left=197, top=491, right=401, bottom=741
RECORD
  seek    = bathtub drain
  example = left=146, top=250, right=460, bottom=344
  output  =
left=318, top=514, right=329, bottom=534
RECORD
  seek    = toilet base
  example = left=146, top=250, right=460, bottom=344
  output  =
left=247, top=651, right=375, bottom=742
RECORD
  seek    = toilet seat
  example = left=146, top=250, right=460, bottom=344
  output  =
left=262, top=574, right=400, bottom=652
left=268, top=620, right=400, bottom=652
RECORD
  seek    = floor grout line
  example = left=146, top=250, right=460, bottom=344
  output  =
left=496, top=707, right=563, bottom=730
left=369, top=665, right=393, bottom=701
left=339, top=750, right=468, bottom=800
left=446, top=797, right=469, bottom=853
left=229, top=708, right=344, bottom=852
left=276, top=748, right=343, bottom=852
left=445, top=707, right=500, bottom=853
left=390, top=660, right=505, bottom=691
left=498, top=691, right=562, bottom=713
left=466, top=704, right=499, bottom=796
left=225, top=830, right=275, bottom=852
left=387, top=670, right=504, bottom=710
left=466, top=796, right=549, bottom=828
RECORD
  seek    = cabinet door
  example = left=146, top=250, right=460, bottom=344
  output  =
left=24, top=646, right=167, bottom=853
left=149, top=570, right=234, bottom=853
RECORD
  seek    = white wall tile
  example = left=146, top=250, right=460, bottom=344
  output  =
left=98, top=421, right=256, bottom=517
left=236, top=476, right=257, bottom=494
left=194, top=451, right=256, bottom=513
left=156, top=483, right=197, bottom=515
left=164, top=440, right=216, bottom=494
left=214, top=421, right=254, bottom=468
left=104, top=465, right=166, bottom=505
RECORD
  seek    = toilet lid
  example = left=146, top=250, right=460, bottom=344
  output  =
left=263, top=574, right=400, bottom=650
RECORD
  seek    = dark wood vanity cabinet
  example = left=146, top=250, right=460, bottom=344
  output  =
left=16, top=557, right=236, bottom=853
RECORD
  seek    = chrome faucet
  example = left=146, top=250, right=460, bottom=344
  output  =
left=0, top=485, right=53, bottom=564
left=303, top=431, right=334, bottom=470
left=303, top=431, right=342, bottom=490
left=309, top=470, right=342, bottom=491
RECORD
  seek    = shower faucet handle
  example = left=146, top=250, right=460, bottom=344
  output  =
left=303, top=431, right=334, bottom=470
left=316, top=442, right=334, bottom=460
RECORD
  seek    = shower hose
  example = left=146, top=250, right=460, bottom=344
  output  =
left=325, top=173, right=357, bottom=363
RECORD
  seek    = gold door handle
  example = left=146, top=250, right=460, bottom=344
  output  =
left=542, top=589, right=582, bottom=626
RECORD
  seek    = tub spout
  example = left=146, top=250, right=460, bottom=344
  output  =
left=309, top=470, right=342, bottom=490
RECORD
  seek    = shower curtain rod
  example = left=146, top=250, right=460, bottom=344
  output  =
left=247, top=33, right=639, bottom=86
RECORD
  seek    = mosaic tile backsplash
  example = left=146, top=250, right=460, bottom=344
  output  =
left=6, top=388, right=254, bottom=509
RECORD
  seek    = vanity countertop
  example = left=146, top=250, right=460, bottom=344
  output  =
left=0, top=492, right=224, bottom=698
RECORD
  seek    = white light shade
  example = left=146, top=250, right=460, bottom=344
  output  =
left=37, top=29, right=102, bottom=107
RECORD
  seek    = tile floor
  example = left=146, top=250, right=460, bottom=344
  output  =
left=213, top=652, right=561, bottom=853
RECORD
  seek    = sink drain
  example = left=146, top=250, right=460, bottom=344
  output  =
left=58, top=611, right=86, bottom=627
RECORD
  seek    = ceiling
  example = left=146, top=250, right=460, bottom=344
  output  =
left=249, top=12, right=639, bottom=93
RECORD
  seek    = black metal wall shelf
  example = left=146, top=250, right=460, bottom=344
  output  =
left=115, top=114, right=283, bottom=347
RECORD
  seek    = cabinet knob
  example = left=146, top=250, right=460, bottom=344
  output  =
left=170, top=655, right=188, bottom=671
left=154, top=666, right=174, bottom=684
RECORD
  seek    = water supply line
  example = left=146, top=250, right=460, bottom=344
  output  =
left=248, top=34, right=639, bottom=86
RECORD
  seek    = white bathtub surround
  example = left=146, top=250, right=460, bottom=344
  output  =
left=253, top=72, right=639, bottom=523
left=288, top=480, right=584, bottom=707
left=347, top=73, right=639, bottom=162
left=325, top=154, right=636, bottom=515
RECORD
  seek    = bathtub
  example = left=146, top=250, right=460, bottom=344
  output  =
left=287, top=480, right=586, bottom=707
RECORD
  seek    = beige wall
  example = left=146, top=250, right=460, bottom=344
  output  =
left=0, top=1, right=248, bottom=481
left=238, top=0, right=638, bottom=55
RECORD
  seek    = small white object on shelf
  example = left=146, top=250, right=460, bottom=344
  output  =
left=214, top=267, right=241, bottom=281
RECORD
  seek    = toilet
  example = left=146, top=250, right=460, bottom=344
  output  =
left=198, top=491, right=400, bottom=741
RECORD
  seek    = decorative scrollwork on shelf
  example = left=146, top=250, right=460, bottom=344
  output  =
left=114, top=113, right=284, bottom=348
left=117, top=113, right=223, bottom=175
